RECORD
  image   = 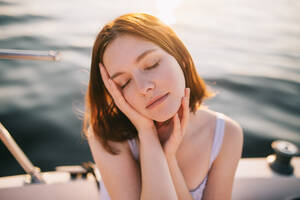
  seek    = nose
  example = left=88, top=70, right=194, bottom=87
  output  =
left=134, top=72, right=155, bottom=96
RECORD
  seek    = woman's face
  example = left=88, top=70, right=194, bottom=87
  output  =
left=102, top=34, right=186, bottom=122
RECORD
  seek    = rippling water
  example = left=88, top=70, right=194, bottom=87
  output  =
left=0, top=0, right=299, bottom=176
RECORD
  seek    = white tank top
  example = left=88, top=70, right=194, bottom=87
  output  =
left=99, top=112, right=226, bottom=200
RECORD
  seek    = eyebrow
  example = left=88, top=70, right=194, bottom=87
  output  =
left=110, top=48, right=157, bottom=80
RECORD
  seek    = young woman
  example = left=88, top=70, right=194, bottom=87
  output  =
left=83, top=13, right=243, bottom=200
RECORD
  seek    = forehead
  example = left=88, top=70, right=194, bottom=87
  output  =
left=102, top=34, right=160, bottom=74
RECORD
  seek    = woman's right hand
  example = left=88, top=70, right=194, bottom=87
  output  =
left=99, top=63, right=157, bottom=134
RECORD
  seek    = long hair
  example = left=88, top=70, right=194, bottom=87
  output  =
left=82, top=13, right=216, bottom=155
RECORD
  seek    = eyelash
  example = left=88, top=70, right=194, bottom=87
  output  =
left=121, top=61, right=160, bottom=89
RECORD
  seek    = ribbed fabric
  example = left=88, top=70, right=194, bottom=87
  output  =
left=99, top=112, right=226, bottom=200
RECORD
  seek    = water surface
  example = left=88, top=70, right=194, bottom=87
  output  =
left=0, top=0, right=299, bottom=176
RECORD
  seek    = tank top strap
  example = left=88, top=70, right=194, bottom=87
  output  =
left=128, top=138, right=139, bottom=161
left=209, top=112, right=226, bottom=168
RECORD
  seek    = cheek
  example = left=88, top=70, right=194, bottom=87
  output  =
left=160, top=60, right=185, bottom=91
left=123, top=89, right=148, bottom=115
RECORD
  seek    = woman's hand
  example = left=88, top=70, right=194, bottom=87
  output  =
left=162, top=88, right=190, bottom=157
left=99, top=63, right=156, bottom=134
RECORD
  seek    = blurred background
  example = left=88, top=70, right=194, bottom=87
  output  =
left=0, top=0, right=299, bottom=177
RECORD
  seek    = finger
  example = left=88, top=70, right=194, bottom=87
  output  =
left=99, top=63, right=122, bottom=103
left=99, top=63, right=123, bottom=100
left=107, top=78, right=125, bottom=103
left=106, top=77, right=143, bottom=122
left=99, top=64, right=153, bottom=131
left=186, top=88, right=190, bottom=108
left=185, top=87, right=190, bottom=100
left=99, top=63, right=111, bottom=92
left=173, top=113, right=181, bottom=137
left=181, top=88, right=190, bottom=132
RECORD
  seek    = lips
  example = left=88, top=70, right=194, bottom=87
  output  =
left=146, top=93, right=169, bottom=109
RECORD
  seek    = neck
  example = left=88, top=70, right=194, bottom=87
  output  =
left=154, top=104, right=185, bottom=143
left=154, top=118, right=173, bottom=144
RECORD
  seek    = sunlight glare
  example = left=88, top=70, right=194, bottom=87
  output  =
left=155, top=0, right=182, bottom=25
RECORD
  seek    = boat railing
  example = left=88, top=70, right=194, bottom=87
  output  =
left=0, top=48, right=61, bottom=183
left=0, top=49, right=61, bottom=61
left=0, top=123, right=45, bottom=183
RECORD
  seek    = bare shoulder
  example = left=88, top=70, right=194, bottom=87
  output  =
left=86, top=127, right=141, bottom=200
left=194, top=107, right=243, bottom=147
left=220, top=112, right=244, bottom=155
left=86, top=126, right=132, bottom=154
left=199, top=109, right=244, bottom=199
left=191, top=107, right=244, bottom=162
left=205, top=109, right=244, bottom=164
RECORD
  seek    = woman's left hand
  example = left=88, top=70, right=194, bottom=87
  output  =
left=163, top=88, right=190, bottom=157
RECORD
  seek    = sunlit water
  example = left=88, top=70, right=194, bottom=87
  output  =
left=0, top=0, right=299, bottom=176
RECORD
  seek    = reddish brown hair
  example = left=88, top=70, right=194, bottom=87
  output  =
left=82, top=13, right=216, bottom=155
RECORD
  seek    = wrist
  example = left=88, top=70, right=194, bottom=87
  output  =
left=137, top=126, right=157, bottom=137
left=137, top=128, right=158, bottom=142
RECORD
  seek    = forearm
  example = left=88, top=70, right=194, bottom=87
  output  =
left=138, top=131, right=178, bottom=200
left=166, top=155, right=194, bottom=200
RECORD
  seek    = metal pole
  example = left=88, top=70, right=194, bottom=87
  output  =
left=0, top=122, right=45, bottom=183
left=0, top=49, right=61, bottom=61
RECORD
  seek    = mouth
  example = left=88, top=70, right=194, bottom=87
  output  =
left=146, top=93, right=169, bottom=109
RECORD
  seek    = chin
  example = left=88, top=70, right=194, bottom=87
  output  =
left=151, top=101, right=182, bottom=122
left=154, top=116, right=171, bottom=123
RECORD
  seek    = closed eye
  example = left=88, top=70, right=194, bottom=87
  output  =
left=121, top=79, right=131, bottom=89
left=121, top=61, right=160, bottom=89
left=145, top=61, right=159, bottom=70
